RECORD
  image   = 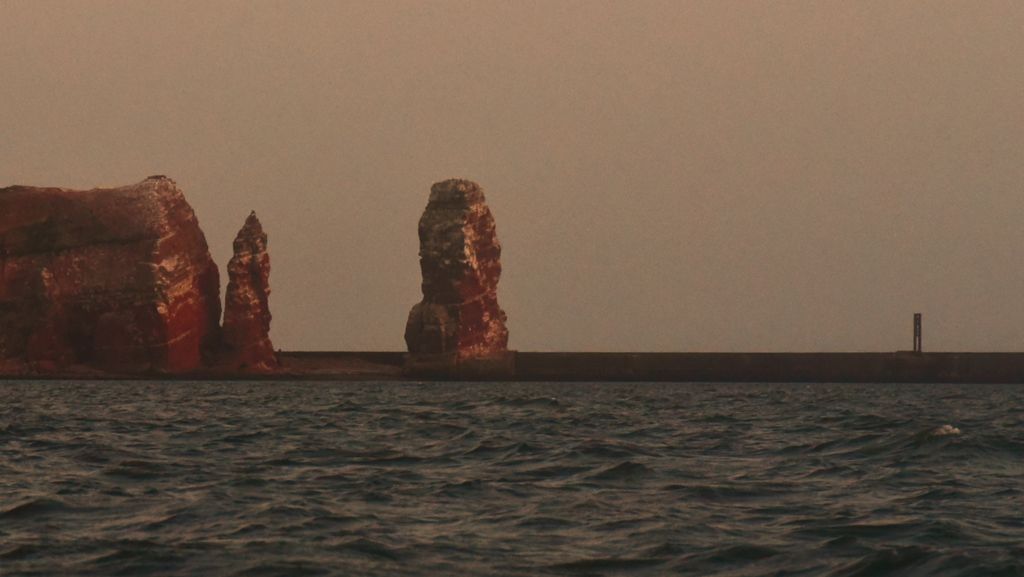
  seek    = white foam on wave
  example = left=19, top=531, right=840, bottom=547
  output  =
left=933, top=424, right=962, bottom=436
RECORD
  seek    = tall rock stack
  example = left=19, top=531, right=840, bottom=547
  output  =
left=0, top=176, right=221, bottom=373
left=405, top=179, right=512, bottom=377
left=221, top=212, right=278, bottom=372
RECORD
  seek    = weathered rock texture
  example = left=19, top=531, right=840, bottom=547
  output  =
left=221, top=212, right=277, bottom=371
left=405, top=179, right=509, bottom=361
left=0, top=176, right=221, bottom=373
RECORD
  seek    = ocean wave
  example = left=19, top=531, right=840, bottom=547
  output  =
left=0, top=497, right=74, bottom=520
left=548, top=556, right=667, bottom=572
left=585, top=460, right=655, bottom=481
left=2, top=380, right=1023, bottom=577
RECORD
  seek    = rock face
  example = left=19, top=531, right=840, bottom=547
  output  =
left=221, top=212, right=277, bottom=371
left=0, top=176, right=221, bottom=373
left=405, top=179, right=509, bottom=362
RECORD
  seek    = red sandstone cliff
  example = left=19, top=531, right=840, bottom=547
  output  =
left=0, top=176, right=221, bottom=373
left=221, top=212, right=278, bottom=371
left=405, top=179, right=509, bottom=361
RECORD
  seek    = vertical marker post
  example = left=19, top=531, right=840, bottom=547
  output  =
left=913, top=313, right=922, bottom=354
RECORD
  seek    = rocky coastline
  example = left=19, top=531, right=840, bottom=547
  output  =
left=5, top=175, right=1024, bottom=384
left=0, top=176, right=277, bottom=376
left=0, top=175, right=513, bottom=379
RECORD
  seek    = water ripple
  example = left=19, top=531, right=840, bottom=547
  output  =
left=1, top=380, right=1023, bottom=576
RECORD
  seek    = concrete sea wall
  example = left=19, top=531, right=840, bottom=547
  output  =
left=278, top=351, right=1024, bottom=383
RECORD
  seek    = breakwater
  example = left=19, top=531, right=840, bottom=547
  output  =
left=6, top=351, right=1024, bottom=383
left=283, top=351, right=1024, bottom=383
left=513, top=352, right=1024, bottom=383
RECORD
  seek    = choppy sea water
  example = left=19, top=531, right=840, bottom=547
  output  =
left=1, top=381, right=1023, bottom=577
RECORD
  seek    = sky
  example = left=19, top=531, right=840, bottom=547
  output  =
left=1, top=1, right=1022, bottom=352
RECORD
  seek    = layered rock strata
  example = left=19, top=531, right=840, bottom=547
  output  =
left=221, top=212, right=278, bottom=371
left=0, top=176, right=221, bottom=373
left=405, top=179, right=509, bottom=370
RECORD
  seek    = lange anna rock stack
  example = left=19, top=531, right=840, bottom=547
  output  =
left=404, top=179, right=513, bottom=378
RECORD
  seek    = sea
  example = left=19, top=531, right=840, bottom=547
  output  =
left=1, top=381, right=1022, bottom=576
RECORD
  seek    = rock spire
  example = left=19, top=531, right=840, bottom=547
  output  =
left=405, top=179, right=509, bottom=363
left=221, top=211, right=278, bottom=371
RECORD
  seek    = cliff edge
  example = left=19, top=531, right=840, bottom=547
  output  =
left=0, top=176, right=221, bottom=373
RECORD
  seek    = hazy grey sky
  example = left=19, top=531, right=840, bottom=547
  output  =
left=2, top=1, right=1022, bottom=352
